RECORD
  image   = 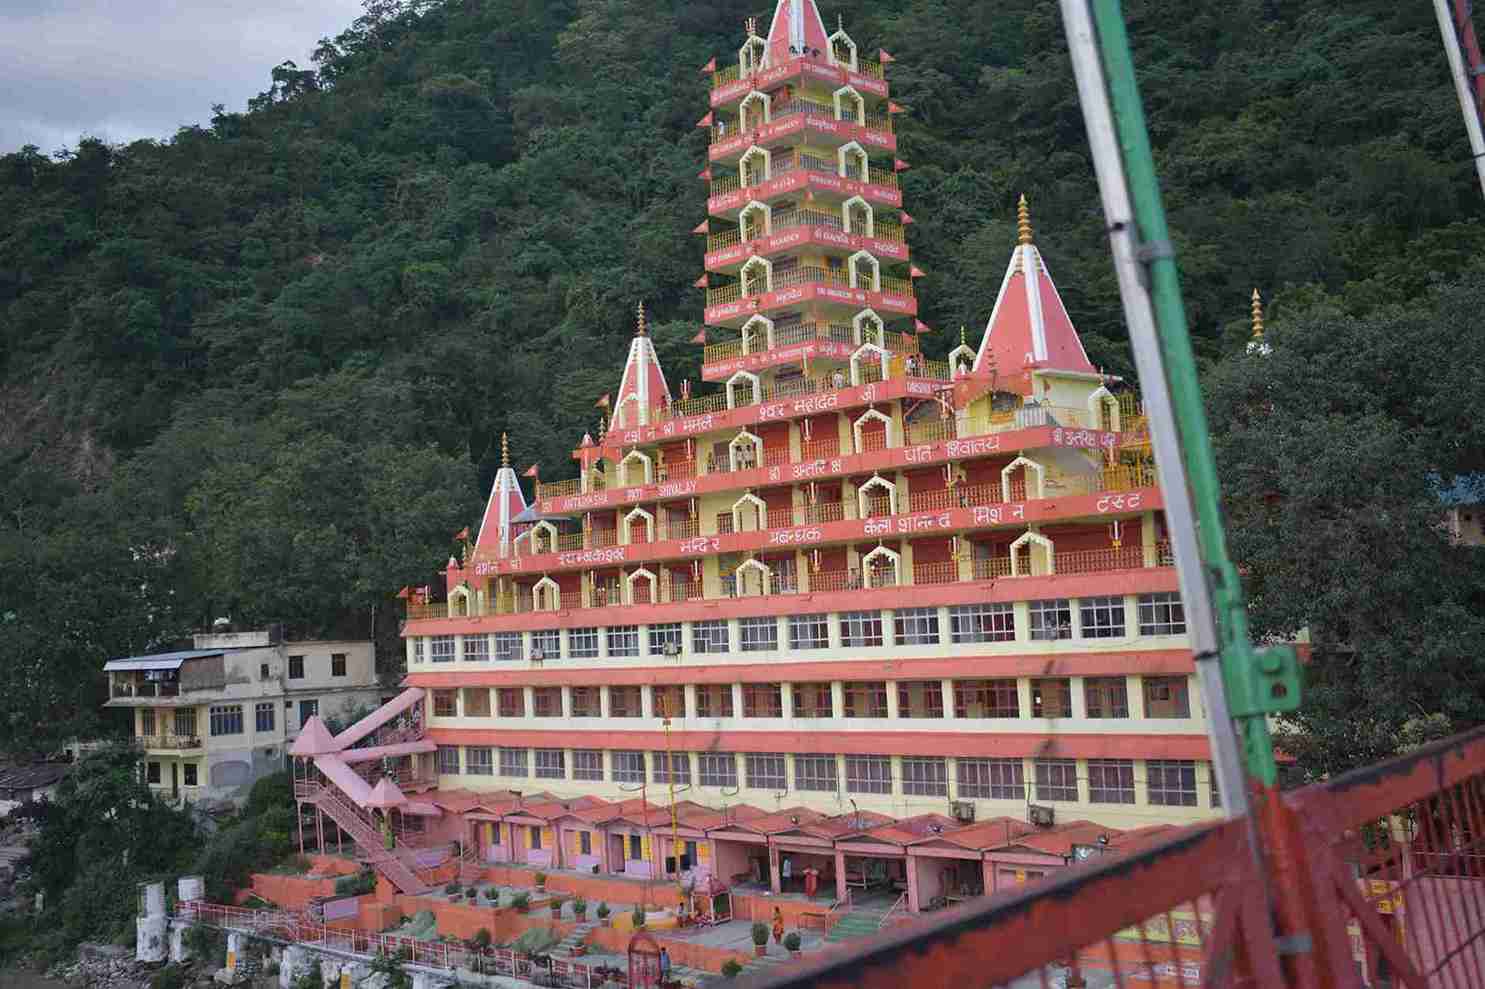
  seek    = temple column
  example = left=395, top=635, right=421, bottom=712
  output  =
left=905, top=856, right=921, bottom=913
left=834, top=850, right=848, bottom=902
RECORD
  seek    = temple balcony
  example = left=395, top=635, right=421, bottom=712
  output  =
left=708, top=158, right=902, bottom=218
left=704, top=265, right=916, bottom=326
left=705, top=209, right=908, bottom=277
left=709, top=54, right=888, bottom=108
left=700, top=317, right=917, bottom=381
left=709, top=99, right=896, bottom=163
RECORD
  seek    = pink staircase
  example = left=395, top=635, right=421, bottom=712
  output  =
left=304, top=781, right=430, bottom=895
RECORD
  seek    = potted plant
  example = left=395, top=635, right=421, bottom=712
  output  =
left=596, top=902, right=610, bottom=926
left=721, top=959, right=743, bottom=979
left=534, top=871, right=547, bottom=890
left=471, top=928, right=492, bottom=951
left=444, top=882, right=461, bottom=897
left=465, top=888, right=478, bottom=902
left=572, top=897, right=588, bottom=921
left=751, top=921, right=769, bottom=957
left=511, top=891, right=530, bottom=913
left=483, top=887, right=499, bottom=904
left=784, top=931, right=801, bottom=958
left=550, top=897, right=563, bottom=917
left=632, top=906, right=647, bottom=929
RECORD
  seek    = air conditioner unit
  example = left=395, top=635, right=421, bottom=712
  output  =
left=530, top=648, right=546, bottom=661
left=950, top=800, right=976, bottom=824
left=1028, top=804, right=1056, bottom=828
left=662, top=643, right=681, bottom=657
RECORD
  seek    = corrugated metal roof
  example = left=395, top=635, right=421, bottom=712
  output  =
left=102, top=648, right=229, bottom=672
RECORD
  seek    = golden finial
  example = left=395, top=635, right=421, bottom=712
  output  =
left=959, top=325, right=967, bottom=347
left=745, top=15, right=757, bottom=36
left=501, top=432, right=510, bottom=468
left=636, top=300, right=647, bottom=337
left=1250, top=288, right=1264, bottom=339
left=1017, top=193, right=1033, bottom=246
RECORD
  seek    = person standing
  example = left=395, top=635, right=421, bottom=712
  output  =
left=772, top=907, right=785, bottom=945
left=659, top=947, right=672, bottom=984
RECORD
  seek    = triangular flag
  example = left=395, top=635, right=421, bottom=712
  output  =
left=915, top=320, right=932, bottom=334
left=395, top=586, right=410, bottom=600
left=693, top=274, right=709, bottom=289
left=696, top=113, right=714, bottom=128
left=691, top=330, right=707, bottom=344
left=523, top=464, right=539, bottom=479
left=692, top=220, right=709, bottom=235
left=894, top=159, right=910, bottom=172
left=909, top=266, right=926, bottom=278
left=701, top=58, right=717, bottom=74
left=453, top=527, right=470, bottom=542
left=698, top=167, right=712, bottom=181
left=879, top=50, right=896, bottom=64
left=900, top=212, right=915, bottom=225
left=888, top=102, right=905, bottom=114
left=595, top=393, right=611, bottom=409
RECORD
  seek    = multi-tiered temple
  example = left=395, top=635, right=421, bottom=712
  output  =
left=293, top=0, right=1217, bottom=916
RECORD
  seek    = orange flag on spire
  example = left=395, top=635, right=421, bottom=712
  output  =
left=879, top=50, right=896, bottom=64
left=693, top=274, right=709, bottom=289
left=691, top=330, right=707, bottom=344
left=692, top=220, right=709, bottom=235
left=396, top=586, right=411, bottom=600
left=523, top=464, right=539, bottom=479
left=914, top=320, right=932, bottom=334
left=698, top=167, right=712, bottom=181
left=910, top=265, right=926, bottom=278
left=700, top=58, right=717, bottom=73
left=888, top=102, right=905, bottom=114
left=894, top=159, right=910, bottom=172
left=900, top=212, right=915, bottom=225
left=696, top=113, right=713, bottom=128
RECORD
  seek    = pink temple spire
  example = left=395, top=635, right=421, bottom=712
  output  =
left=766, top=0, right=831, bottom=65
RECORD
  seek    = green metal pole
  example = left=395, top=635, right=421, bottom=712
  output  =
left=1088, top=0, right=1299, bottom=787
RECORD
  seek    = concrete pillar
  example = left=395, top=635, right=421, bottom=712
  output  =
left=136, top=916, right=167, bottom=963
left=834, top=850, right=848, bottom=902
left=982, top=859, right=995, bottom=895
left=768, top=843, right=782, bottom=894
left=225, top=932, right=243, bottom=972
left=598, top=826, right=611, bottom=874
left=280, top=946, right=306, bottom=989
left=168, top=919, right=191, bottom=962
left=906, top=855, right=921, bottom=913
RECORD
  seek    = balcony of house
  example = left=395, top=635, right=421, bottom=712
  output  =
left=108, top=673, right=186, bottom=705
left=700, top=316, right=917, bottom=380
left=137, top=734, right=205, bottom=753
left=709, top=54, right=888, bottom=108
left=705, top=205, right=908, bottom=276
left=709, top=98, right=896, bottom=163
left=704, top=264, right=916, bottom=326
left=708, top=153, right=903, bottom=217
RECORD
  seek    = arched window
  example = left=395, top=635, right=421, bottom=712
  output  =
left=856, top=474, right=898, bottom=518
left=739, top=34, right=767, bottom=76
left=618, top=450, right=653, bottom=487
left=850, top=344, right=890, bottom=388
left=739, top=91, right=771, bottom=131
left=853, top=308, right=885, bottom=347
left=725, top=372, right=761, bottom=410
left=1088, top=386, right=1120, bottom=432
left=730, top=491, right=767, bottom=532
left=740, top=314, right=773, bottom=354
left=837, top=142, right=869, bottom=182
left=827, top=29, right=858, bottom=71
left=622, top=507, right=655, bottom=545
left=848, top=251, right=880, bottom=291
left=833, top=86, right=865, bottom=126
left=861, top=546, right=900, bottom=588
left=1001, top=456, right=1045, bottom=502
left=843, top=196, right=873, bottom=237
left=740, top=146, right=771, bottom=187
left=739, top=201, right=771, bottom=240
left=533, top=576, right=561, bottom=612
left=1009, top=531, right=1054, bottom=577
left=739, top=256, right=772, bottom=297
left=852, top=406, right=893, bottom=452
left=732, top=558, right=772, bottom=597
left=728, top=430, right=764, bottom=471
left=626, top=568, right=657, bottom=605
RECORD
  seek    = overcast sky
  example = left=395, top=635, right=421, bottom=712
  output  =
left=1, top=0, right=366, bottom=154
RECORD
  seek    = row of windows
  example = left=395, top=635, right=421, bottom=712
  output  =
left=434, top=747, right=1216, bottom=807
left=409, top=595, right=1187, bottom=664
left=287, top=653, right=349, bottom=679
left=206, top=700, right=321, bottom=736
left=430, top=675, right=1193, bottom=721
left=144, top=761, right=199, bottom=787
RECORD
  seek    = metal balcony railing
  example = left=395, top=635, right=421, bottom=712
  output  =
left=707, top=265, right=915, bottom=308
left=711, top=55, right=885, bottom=89
left=712, top=98, right=893, bottom=145
left=703, top=317, right=917, bottom=364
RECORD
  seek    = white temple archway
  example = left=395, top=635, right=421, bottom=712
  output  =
left=740, top=146, right=772, bottom=187
left=739, top=33, right=767, bottom=76
left=533, top=576, right=561, bottom=611
left=531, top=520, right=560, bottom=555
left=827, top=27, right=858, bottom=70
left=852, top=407, right=894, bottom=453
left=618, top=449, right=653, bottom=487
left=730, top=491, right=767, bottom=533
left=447, top=584, right=472, bottom=618
left=856, top=474, right=898, bottom=519
left=947, top=339, right=976, bottom=379
left=1001, top=456, right=1045, bottom=502
left=739, top=255, right=773, bottom=297
left=739, top=200, right=772, bottom=241
left=622, top=506, right=655, bottom=545
left=740, top=314, right=774, bottom=354
left=1087, top=385, right=1120, bottom=432
left=728, top=430, right=764, bottom=471
left=852, top=308, right=885, bottom=346
left=1010, top=531, right=1054, bottom=577
left=725, top=371, right=761, bottom=410
left=861, top=545, right=901, bottom=588
left=837, top=141, right=869, bottom=182
left=625, top=567, right=657, bottom=605
left=833, top=86, right=865, bottom=125
left=848, top=250, right=880, bottom=291
left=739, top=90, right=772, bottom=130
left=843, top=196, right=874, bottom=237
left=511, top=527, right=534, bottom=557
left=732, top=557, right=772, bottom=597
left=849, top=343, right=890, bottom=386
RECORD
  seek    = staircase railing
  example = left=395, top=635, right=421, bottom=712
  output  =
left=878, top=892, right=908, bottom=929
left=304, top=782, right=428, bottom=894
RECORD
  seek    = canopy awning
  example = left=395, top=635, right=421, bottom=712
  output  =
left=103, top=648, right=234, bottom=672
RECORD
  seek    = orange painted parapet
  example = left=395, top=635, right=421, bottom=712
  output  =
left=587, top=926, right=752, bottom=974
left=248, top=872, right=337, bottom=910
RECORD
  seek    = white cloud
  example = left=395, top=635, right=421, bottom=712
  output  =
left=0, top=0, right=365, bottom=152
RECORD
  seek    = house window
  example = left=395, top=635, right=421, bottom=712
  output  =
left=1079, top=596, right=1127, bottom=638
left=954, top=679, right=1019, bottom=718
left=628, top=834, right=643, bottom=859
left=1029, top=599, right=1073, bottom=640
left=489, top=632, right=519, bottom=661
left=254, top=702, right=275, bottom=733
left=465, top=746, right=494, bottom=776
left=840, top=610, right=883, bottom=647
left=1031, top=679, right=1072, bottom=718
left=957, top=758, right=1025, bottom=799
left=175, top=709, right=197, bottom=737
left=570, top=687, right=601, bottom=717
left=460, top=637, right=487, bottom=662
left=746, top=753, right=788, bottom=790
left=429, top=636, right=455, bottom=662
left=298, top=699, right=318, bottom=727
left=569, top=627, right=599, bottom=659
left=331, top=652, right=348, bottom=675
left=260, top=663, right=270, bottom=680
left=146, top=762, right=161, bottom=784
left=535, top=749, right=565, bottom=779
left=789, top=613, right=829, bottom=650
left=1148, top=760, right=1199, bottom=806
left=842, top=681, right=888, bottom=718
left=949, top=603, right=1016, bottom=643
left=739, top=616, right=779, bottom=651
left=580, top=830, right=593, bottom=855
left=1085, top=677, right=1130, bottom=718
left=791, top=682, right=834, bottom=719
left=182, top=764, right=198, bottom=787
left=531, top=629, right=560, bottom=659
left=1143, top=677, right=1191, bottom=718
left=609, top=686, right=642, bottom=718
left=140, top=709, right=156, bottom=737
left=795, top=754, right=839, bottom=792
left=607, top=625, right=640, bottom=657
left=698, top=753, right=737, bottom=788
left=1087, top=759, right=1136, bottom=804
left=530, top=826, right=543, bottom=850
left=209, top=705, right=243, bottom=737
left=893, top=607, right=940, bottom=645
left=612, top=750, right=646, bottom=784
left=573, top=749, right=604, bottom=781
left=652, top=751, right=691, bottom=784
left=902, top=757, right=947, bottom=796
left=288, top=655, right=305, bottom=679
left=845, top=755, right=891, bottom=794
left=695, top=684, right=734, bottom=718
left=742, top=683, right=783, bottom=718
left=463, top=688, right=491, bottom=717
left=648, top=623, right=683, bottom=655
left=1034, top=759, right=1079, bottom=802
left=437, top=746, right=460, bottom=774
left=1138, top=592, right=1186, bottom=636
left=499, top=747, right=529, bottom=778
left=693, top=620, right=730, bottom=654
left=653, top=685, right=685, bottom=720
left=532, top=687, right=562, bottom=717
left=1209, top=763, right=1221, bottom=807
left=896, top=681, right=944, bottom=718
left=412, top=638, right=425, bottom=664
left=432, top=690, right=458, bottom=718
left=496, top=688, right=525, bottom=718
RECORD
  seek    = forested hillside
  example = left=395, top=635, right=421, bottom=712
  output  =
left=2, top=0, right=1483, bottom=761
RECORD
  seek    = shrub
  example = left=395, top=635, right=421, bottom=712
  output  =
left=471, top=928, right=492, bottom=949
left=444, top=882, right=461, bottom=896
left=464, top=888, right=477, bottom=901
left=482, top=887, right=498, bottom=902
left=510, top=892, right=529, bottom=910
left=721, top=959, right=743, bottom=978
left=150, top=963, right=186, bottom=989
left=595, top=902, right=610, bottom=919
left=334, top=871, right=376, bottom=897
left=632, top=906, right=646, bottom=928
left=572, top=897, right=587, bottom=913
left=784, top=931, right=801, bottom=951
left=751, top=922, right=769, bottom=946
left=534, top=871, right=547, bottom=886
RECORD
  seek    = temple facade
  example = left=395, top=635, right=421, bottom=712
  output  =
left=292, top=0, right=1216, bottom=913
